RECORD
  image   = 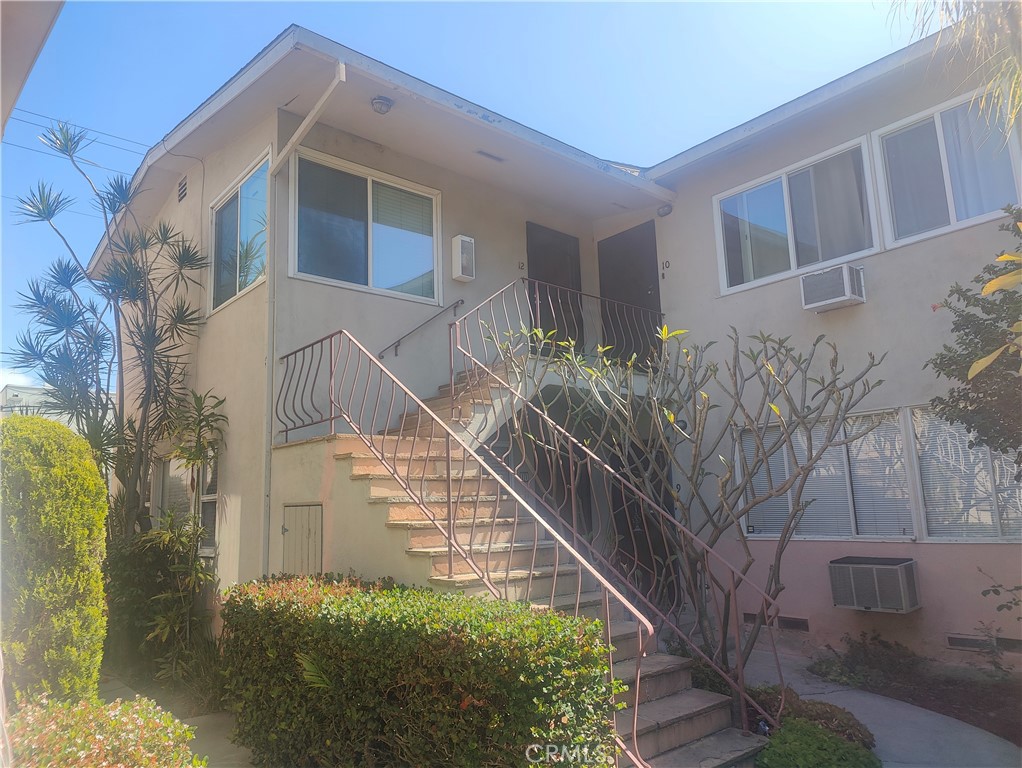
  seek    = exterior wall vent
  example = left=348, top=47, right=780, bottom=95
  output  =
left=948, top=634, right=1022, bottom=654
left=828, top=556, right=920, bottom=613
left=177, top=177, right=187, bottom=203
left=744, top=613, right=809, bottom=632
left=452, top=235, right=475, bottom=282
left=800, top=263, right=865, bottom=312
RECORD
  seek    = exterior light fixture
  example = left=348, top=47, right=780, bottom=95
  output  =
left=371, top=96, right=394, bottom=115
left=657, top=203, right=673, bottom=218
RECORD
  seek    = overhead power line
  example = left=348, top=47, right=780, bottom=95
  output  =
left=1, top=140, right=130, bottom=175
left=12, top=107, right=152, bottom=148
left=8, top=116, right=145, bottom=156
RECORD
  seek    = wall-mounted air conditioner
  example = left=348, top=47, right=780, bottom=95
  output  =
left=828, top=556, right=920, bottom=613
left=801, top=264, right=865, bottom=312
left=452, top=235, right=475, bottom=282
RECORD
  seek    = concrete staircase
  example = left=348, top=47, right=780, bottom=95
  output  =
left=332, top=374, right=766, bottom=766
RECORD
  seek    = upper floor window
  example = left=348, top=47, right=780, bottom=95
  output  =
left=213, top=159, right=269, bottom=309
left=719, top=144, right=875, bottom=288
left=878, top=101, right=1018, bottom=242
left=294, top=152, right=439, bottom=301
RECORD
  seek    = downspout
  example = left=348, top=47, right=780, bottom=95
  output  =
left=262, top=60, right=345, bottom=576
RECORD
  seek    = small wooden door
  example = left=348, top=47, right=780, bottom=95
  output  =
left=282, top=504, right=323, bottom=574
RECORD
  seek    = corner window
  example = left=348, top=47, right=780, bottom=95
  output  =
left=880, top=103, right=1018, bottom=241
left=295, top=154, right=438, bottom=300
left=213, top=160, right=269, bottom=309
left=720, top=145, right=874, bottom=287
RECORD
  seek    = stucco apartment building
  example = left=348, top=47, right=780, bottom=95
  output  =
left=96, top=25, right=1020, bottom=674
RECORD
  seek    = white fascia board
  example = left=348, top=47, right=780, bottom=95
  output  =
left=87, top=26, right=304, bottom=274
left=291, top=28, right=675, bottom=205
left=646, top=32, right=948, bottom=182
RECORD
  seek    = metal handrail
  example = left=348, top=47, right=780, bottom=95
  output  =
left=451, top=278, right=787, bottom=731
left=377, top=298, right=464, bottom=359
left=276, top=328, right=656, bottom=766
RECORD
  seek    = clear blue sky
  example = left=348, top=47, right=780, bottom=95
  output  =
left=1, top=1, right=917, bottom=385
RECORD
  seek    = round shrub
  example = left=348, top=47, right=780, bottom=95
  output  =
left=9, top=695, right=207, bottom=767
left=756, top=717, right=881, bottom=768
left=0, top=415, right=107, bottom=704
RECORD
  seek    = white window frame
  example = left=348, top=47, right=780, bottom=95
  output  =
left=288, top=147, right=443, bottom=306
left=740, top=405, right=1020, bottom=544
left=198, top=458, right=218, bottom=558
left=714, top=136, right=881, bottom=295
left=870, top=91, right=1022, bottom=249
left=208, top=148, right=273, bottom=316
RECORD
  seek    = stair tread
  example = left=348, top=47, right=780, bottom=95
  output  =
left=368, top=493, right=513, bottom=504
left=646, top=728, right=767, bottom=768
left=351, top=472, right=490, bottom=481
left=386, top=518, right=533, bottom=529
left=613, top=653, right=694, bottom=685
left=429, top=564, right=578, bottom=586
left=616, top=687, right=731, bottom=739
left=407, top=540, right=556, bottom=556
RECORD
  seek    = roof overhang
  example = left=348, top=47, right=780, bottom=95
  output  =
left=2, top=1, right=63, bottom=133
left=88, top=25, right=674, bottom=273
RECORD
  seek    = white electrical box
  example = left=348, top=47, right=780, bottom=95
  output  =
left=452, top=235, right=475, bottom=282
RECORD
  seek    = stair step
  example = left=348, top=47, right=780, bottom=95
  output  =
left=646, top=728, right=767, bottom=768
left=616, top=687, right=733, bottom=760
left=615, top=653, right=694, bottom=707
left=356, top=473, right=502, bottom=498
left=388, top=517, right=542, bottom=548
left=371, top=495, right=519, bottom=523
left=408, top=539, right=560, bottom=577
left=429, top=564, right=590, bottom=600
left=350, top=456, right=483, bottom=476
left=609, top=620, right=644, bottom=662
left=531, top=589, right=624, bottom=622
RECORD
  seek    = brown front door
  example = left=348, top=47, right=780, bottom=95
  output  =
left=598, top=220, right=661, bottom=361
left=526, top=222, right=585, bottom=349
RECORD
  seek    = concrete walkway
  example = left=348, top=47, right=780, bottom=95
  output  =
left=744, top=648, right=1022, bottom=768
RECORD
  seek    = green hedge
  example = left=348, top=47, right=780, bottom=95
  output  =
left=0, top=415, right=107, bottom=704
left=9, top=695, right=207, bottom=768
left=221, top=576, right=618, bottom=767
left=756, top=717, right=881, bottom=768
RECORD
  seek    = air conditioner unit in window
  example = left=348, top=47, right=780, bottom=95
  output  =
left=801, top=264, right=865, bottom=312
left=452, top=235, right=475, bottom=282
left=828, top=556, right=920, bottom=613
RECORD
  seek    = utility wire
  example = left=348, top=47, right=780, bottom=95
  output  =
left=13, top=107, right=151, bottom=148
left=1, top=141, right=130, bottom=175
left=8, top=116, right=145, bottom=156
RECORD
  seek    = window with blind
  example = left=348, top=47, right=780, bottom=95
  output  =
left=911, top=408, right=1021, bottom=539
left=743, top=411, right=914, bottom=539
left=295, top=154, right=438, bottom=300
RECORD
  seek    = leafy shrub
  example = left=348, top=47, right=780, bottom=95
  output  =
left=756, top=717, right=881, bottom=768
left=9, top=695, right=207, bottom=767
left=808, top=631, right=923, bottom=688
left=221, top=576, right=617, bottom=767
left=0, top=415, right=107, bottom=704
left=748, top=685, right=875, bottom=749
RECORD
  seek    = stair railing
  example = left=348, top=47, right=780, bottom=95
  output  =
left=377, top=298, right=465, bottom=359
left=450, top=278, right=787, bottom=731
left=276, top=329, right=656, bottom=766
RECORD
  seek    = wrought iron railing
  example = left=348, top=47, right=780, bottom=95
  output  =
left=450, top=277, right=786, bottom=731
left=276, top=329, right=656, bottom=765
left=377, top=298, right=464, bottom=359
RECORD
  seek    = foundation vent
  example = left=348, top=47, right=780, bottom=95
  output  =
left=828, top=556, right=920, bottom=613
left=744, top=613, right=809, bottom=632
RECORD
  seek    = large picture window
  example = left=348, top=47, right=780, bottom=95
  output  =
left=213, top=160, right=268, bottom=309
left=295, top=154, right=438, bottom=301
left=742, top=407, right=1020, bottom=541
left=879, top=101, right=1018, bottom=242
left=719, top=145, right=874, bottom=288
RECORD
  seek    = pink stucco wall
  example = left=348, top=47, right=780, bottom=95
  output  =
left=718, top=537, right=1022, bottom=662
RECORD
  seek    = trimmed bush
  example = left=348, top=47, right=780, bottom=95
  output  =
left=756, top=717, right=881, bottom=768
left=748, top=685, right=875, bottom=749
left=9, top=695, right=207, bottom=767
left=0, top=415, right=107, bottom=704
left=221, top=576, right=617, bottom=767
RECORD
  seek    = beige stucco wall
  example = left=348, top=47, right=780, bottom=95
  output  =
left=652, top=53, right=1022, bottom=659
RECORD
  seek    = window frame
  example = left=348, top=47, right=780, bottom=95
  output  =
left=740, top=405, right=1019, bottom=544
left=713, top=136, right=881, bottom=295
left=870, top=90, right=1022, bottom=249
left=197, top=458, right=218, bottom=558
left=288, top=148, right=443, bottom=306
left=208, top=149, right=273, bottom=316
